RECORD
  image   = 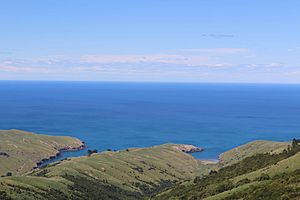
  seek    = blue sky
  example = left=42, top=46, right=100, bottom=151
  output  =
left=0, top=0, right=299, bottom=83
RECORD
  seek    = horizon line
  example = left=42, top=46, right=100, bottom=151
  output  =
left=0, top=79, right=300, bottom=85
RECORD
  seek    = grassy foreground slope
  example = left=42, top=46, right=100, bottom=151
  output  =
left=219, top=140, right=289, bottom=166
left=155, top=139, right=300, bottom=200
left=0, top=144, right=211, bottom=200
left=0, top=130, right=84, bottom=176
left=206, top=152, right=300, bottom=200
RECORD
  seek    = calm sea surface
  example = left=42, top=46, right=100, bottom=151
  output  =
left=0, top=81, right=300, bottom=160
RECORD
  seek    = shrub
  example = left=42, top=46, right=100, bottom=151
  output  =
left=87, top=149, right=98, bottom=156
left=236, top=178, right=251, bottom=187
left=5, top=172, right=12, bottom=177
left=209, top=170, right=218, bottom=175
left=258, top=173, right=270, bottom=181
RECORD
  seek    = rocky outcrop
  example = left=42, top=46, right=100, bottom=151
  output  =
left=58, top=143, right=86, bottom=152
left=173, top=144, right=204, bottom=153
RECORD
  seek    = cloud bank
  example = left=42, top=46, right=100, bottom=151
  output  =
left=0, top=48, right=299, bottom=83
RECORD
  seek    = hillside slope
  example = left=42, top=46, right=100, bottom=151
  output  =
left=0, top=144, right=210, bottom=200
left=205, top=151, right=300, bottom=200
left=0, top=130, right=84, bottom=176
left=155, top=139, right=300, bottom=200
left=219, top=140, right=289, bottom=166
left=1, top=135, right=298, bottom=200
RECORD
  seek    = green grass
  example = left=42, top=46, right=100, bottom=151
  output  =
left=205, top=170, right=300, bottom=200
left=203, top=151, right=300, bottom=200
left=154, top=139, right=300, bottom=200
left=1, top=134, right=298, bottom=200
left=233, top=151, right=300, bottom=183
left=0, top=143, right=210, bottom=199
left=0, top=129, right=84, bottom=176
left=219, top=140, right=290, bottom=167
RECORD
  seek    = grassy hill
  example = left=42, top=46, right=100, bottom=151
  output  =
left=1, top=131, right=298, bottom=200
left=0, top=143, right=211, bottom=200
left=218, top=140, right=290, bottom=167
left=206, top=151, right=300, bottom=200
left=154, top=139, right=300, bottom=200
left=0, top=130, right=84, bottom=176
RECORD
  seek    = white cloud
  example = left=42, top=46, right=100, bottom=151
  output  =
left=0, top=64, right=61, bottom=73
left=80, top=54, right=210, bottom=66
left=179, top=48, right=248, bottom=54
left=266, top=63, right=283, bottom=68
left=79, top=48, right=247, bottom=67
left=2, top=47, right=296, bottom=83
left=0, top=48, right=248, bottom=75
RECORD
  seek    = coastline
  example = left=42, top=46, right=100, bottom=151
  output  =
left=200, top=159, right=219, bottom=164
left=35, top=142, right=86, bottom=168
left=36, top=143, right=206, bottom=168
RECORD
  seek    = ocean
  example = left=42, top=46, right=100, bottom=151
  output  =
left=0, top=81, right=300, bottom=160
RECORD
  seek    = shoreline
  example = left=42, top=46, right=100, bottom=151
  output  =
left=200, top=159, right=220, bottom=164
left=36, top=143, right=212, bottom=168
left=35, top=143, right=86, bottom=168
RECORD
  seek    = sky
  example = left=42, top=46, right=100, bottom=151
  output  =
left=0, top=0, right=299, bottom=83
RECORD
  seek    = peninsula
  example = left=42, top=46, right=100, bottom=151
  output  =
left=0, top=130, right=85, bottom=176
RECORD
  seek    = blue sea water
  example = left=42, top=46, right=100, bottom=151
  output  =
left=0, top=81, right=300, bottom=160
